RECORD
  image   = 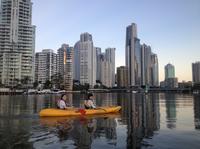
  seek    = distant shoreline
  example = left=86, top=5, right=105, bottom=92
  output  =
left=0, top=87, right=196, bottom=95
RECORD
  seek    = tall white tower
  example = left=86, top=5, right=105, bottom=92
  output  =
left=125, top=23, right=138, bottom=87
left=105, top=48, right=115, bottom=87
left=74, top=33, right=96, bottom=87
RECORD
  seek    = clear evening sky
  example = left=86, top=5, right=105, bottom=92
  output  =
left=32, top=0, right=200, bottom=82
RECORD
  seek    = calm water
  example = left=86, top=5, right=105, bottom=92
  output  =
left=0, top=93, right=200, bottom=149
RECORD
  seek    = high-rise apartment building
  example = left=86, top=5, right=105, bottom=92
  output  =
left=125, top=23, right=138, bottom=87
left=164, top=63, right=178, bottom=88
left=74, top=33, right=96, bottom=87
left=57, top=44, right=69, bottom=77
left=151, top=54, right=159, bottom=86
left=134, top=38, right=141, bottom=86
left=117, top=66, right=128, bottom=88
left=165, top=63, right=175, bottom=79
left=192, top=62, right=200, bottom=84
left=105, top=48, right=115, bottom=87
left=57, top=44, right=73, bottom=90
left=35, top=49, right=57, bottom=84
left=63, top=46, right=73, bottom=91
left=141, top=44, right=152, bottom=86
left=0, top=0, right=35, bottom=87
left=73, top=41, right=80, bottom=81
left=125, top=23, right=159, bottom=88
left=100, top=53, right=110, bottom=87
left=98, top=48, right=115, bottom=88
left=95, top=47, right=102, bottom=81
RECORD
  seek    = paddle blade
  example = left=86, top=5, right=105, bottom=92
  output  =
left=78, top=109, right=86, bottom=115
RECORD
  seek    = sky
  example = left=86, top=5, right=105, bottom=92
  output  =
left=32, top=0, right=200, bottom=82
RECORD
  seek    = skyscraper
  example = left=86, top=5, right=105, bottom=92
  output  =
left=64, top=47, right=73, bottom=91
left=192, top=62, right=200, bottom=84
left=141, top=44, right=152, bottom=86
left=0, top=0, right=35, bottom=87
left=100, top=53, right=110, bottom=87
left=165, top=63, right=175, bottom=79
left=126, top=23, right=159, bottom=88
left=125, top=23, right=138, bottom=87
left=57, top=44, right=73, bottom=90
left=105, top=48, right=115, bottom=87
left=134, top=38, right=141, bottom=86
left=99, top=48, right=115, bottom=88
left=125, top=23, right=142, bottom=87
left=95, top=47, right=102, bottom=81
left=151, top=54, right=159, bottom=86
left=57, top=44, right=69, bottom=78
left=117, top=66, right=128, bottom=88
left=74, top=33, right=96, bottom=87
left=73, top=41, right=80, bottom=81
left=35, top=49, right=57, bottom=84
left=164, top=63, right=178, bottom=88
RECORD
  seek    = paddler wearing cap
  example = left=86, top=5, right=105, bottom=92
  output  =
left=84, top=93, right=96, bottom=109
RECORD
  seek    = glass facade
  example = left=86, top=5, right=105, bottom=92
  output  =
left=192, top=62, right=200, bottom=83
left=165, top=63, right=175, bottom=79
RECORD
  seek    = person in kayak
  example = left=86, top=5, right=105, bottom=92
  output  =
left=57, top=94, right=71, bottom=109
left=84, top=93, right=96, bottom=109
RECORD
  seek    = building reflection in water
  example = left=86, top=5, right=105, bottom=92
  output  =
left=164, top=93, right=177, bottom=129
left=117, top=93, right=160, bottom=149
left=0, top=94, right=62, bottom=149
left=1, top=93, right=160, bottom=149
left=0, top=94, right=63, bottom=117
left=0, top=95, right=36, bottom=148
left=95, top=93, right=118, bottom=106
left=193, top=95, right=200, bottom=130
left=70, top=117, right=117, bottom=148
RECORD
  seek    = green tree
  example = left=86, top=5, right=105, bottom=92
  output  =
left=14, top=78, right=21, bottom=89
left=21, top=76, right=31, bottom=89
left=51, top=73, right=64, bottom=89
left=44, top=80, right=52, bottom=89
left=33, top=81, right=39, bottom=89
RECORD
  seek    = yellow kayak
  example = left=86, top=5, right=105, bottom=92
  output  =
left=39, top=106, right=121, bottom=117
left=40, top=113, right=121, bottom=126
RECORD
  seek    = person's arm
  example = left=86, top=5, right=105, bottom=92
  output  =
left=84, top=100, right=86, bottom=105
left=89, top=100, right=96, bottom=109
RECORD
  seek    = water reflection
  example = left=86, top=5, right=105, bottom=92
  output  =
left=0, top=94, right=60, bottom=149
left=95, top=93, right=118, bottom=106
left=118, top=93, right=160, bottom=148
left=37, top=114, right=118, bottom=149
left=1, top=93, right=199, bottom=149
left=0, top=95, right=59, bottom=116
left=194, top=95, right=200, bottom=130
left=56, top=119, right=73, bottom=141
left=164, top=93, right=177, bottom=129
